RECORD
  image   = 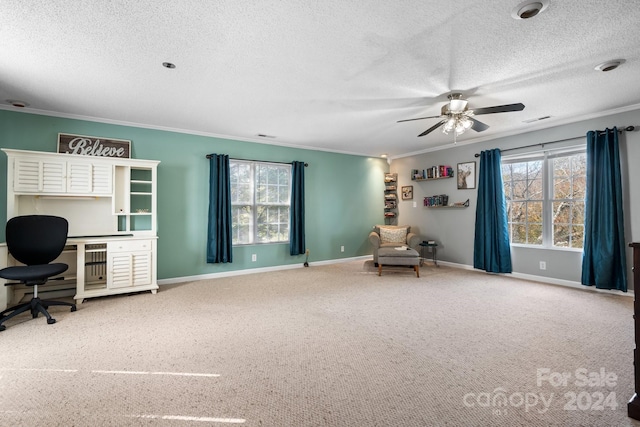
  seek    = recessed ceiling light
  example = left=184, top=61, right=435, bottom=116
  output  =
left=511, top=1, right=549, bottom=20
left=380, top=154, right=388, bottom=158
left=5, top=99, right=29, bottom=108
left=162, top=62, right=176, bottom=69
left=594, top=59, right=625, bottom=72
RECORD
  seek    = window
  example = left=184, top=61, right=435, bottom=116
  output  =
left=501, top=148, right=586, bottom=249
left=230, top=160, right=291, bottom=245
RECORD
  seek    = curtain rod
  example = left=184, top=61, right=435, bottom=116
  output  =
left=474, top=125, right=635, bottom=158
left=205, top=154, right=308, bottom=167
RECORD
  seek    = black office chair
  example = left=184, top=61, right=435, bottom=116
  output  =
left=0, top=215, right=76, bottom=331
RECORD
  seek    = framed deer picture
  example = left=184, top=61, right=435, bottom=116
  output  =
left=457, top=161, right=476, bottom=189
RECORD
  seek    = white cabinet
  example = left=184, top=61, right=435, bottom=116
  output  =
left=107, top=240, right=153, bottom=289
left=14, top=158, right=67, bottom=193
left=2, top=149, right=159, bottom=305
left=72, top=237, right=157, bottom=304
left=12, top=156, right=113, bottom=195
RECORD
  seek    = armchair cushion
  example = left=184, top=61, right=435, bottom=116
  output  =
left=379, top=227, right=407, bottom=244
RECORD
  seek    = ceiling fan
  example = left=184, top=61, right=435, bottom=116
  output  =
left=397, top=93, right=525, bottom=138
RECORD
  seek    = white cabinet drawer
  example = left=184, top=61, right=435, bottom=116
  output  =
left=107, top=239, right=152, bottom=253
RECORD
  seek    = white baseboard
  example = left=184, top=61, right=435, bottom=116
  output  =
left=157, top=255, right=372, bottom=286
left=438, top=260, right=634, bottom=298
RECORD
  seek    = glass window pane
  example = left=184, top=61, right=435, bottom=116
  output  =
left=511, top=202, right=526, bottom=223
left=554, top=224, right=570, bottom=247
left=553, top=176, right=571, bottom=199
left=572, top=176, right=586, bottom=199
left=571, top=225, right=584, bottom=248
left=512, top=180, right=527, bottom=200
left=230, top=161, right=291, bottom=245
left=512, top=224, right=526, bottom=244
left=527, top=201, right=543, bottom=223
left=528, top=223, right=542, bottom=245
left=553, top=157, right=571, bottom=178
left=572, top=201, right=585, bottom=225
left=511, top=163, right=527, bottom=177
left=528, top=178, right=543, bottom=199
left=572, top=154, right=586, bottom=176
left=552, top=201, right=570, bottom=224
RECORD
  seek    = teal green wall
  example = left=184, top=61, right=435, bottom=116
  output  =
left=0, top=109, right=388, bottom=279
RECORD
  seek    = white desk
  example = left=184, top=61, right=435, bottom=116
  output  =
left=1, top=235, right=157, bottom=308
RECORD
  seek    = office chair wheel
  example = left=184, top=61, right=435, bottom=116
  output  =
left=47, top=318, right=56, bottom=325
left=71, top=305, right=77, bottom=312
left=0, top=325, right=5, bottom=332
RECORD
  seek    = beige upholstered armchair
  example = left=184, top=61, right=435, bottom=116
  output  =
left=369, top=225, right=421, bottom=265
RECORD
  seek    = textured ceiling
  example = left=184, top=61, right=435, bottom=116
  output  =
left=1, top=1, right=640, bottom=158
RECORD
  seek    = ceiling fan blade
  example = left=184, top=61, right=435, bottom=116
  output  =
left=397, top=115, right=442, bottom=123
left=472, top=103, right=525, bottom=115
left=418, top=120, right=446, bottom=137
left=470, top=117, right=489, bottom=132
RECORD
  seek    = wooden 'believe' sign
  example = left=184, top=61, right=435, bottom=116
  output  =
left=57, top=133, right=131, bottom=158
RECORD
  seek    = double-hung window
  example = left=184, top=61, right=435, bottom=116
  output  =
left=501, top=147, right=586, bottom=249
left=230, top=160, right=291, bottom=245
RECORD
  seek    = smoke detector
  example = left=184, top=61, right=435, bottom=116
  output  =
left=511, top=1, right=549, bottom=20
left=594, top=59, right=625, bottom=72
left=5, top=99, right=29, bottom=108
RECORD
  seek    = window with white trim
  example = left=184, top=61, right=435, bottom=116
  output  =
left=501, top=148, right=586, bottom=248
left=230, top=160, right=291, bottom=245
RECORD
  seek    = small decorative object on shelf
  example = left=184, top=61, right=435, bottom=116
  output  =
left=411, top=165, right=454, bottom=181
left=453, top=199, right=470, bottom=207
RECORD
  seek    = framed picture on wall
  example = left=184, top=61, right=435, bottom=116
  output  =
left=401, top=185, right=413, bottom=200
left=457, top=162, right=476, bottom=189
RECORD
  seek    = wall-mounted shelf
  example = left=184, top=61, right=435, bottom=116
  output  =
left=413, top=176, right=453, bottom=182
left=425, top=199, right=470, bottom=209
left=411, top=166, right=454, bottom=181
left=384, top=172, right=398, bottom=225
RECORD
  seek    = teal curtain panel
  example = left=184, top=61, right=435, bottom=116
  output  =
left=289, top=161, right=306, bottom=256
left=473, top=148, right=512, bottom=273
left=207, top=154, right=233, bottom=263
left=581, top=128, right=627, bottom=291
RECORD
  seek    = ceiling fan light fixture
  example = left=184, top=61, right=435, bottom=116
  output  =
left=511, top=1, right=548, bottom=20
left=442, top=115, right=472, bottom=136
left=448, top=99, right=468, bottom=113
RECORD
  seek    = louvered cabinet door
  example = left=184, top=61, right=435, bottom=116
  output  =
left=13, top=158, right=41, bottom=192
left=40, top=160, right=67, bottom=192
left=107, top=240, right=153, bottom=289
left=67, top=162, right=92, bottom=193
left=13, top=159, right=67, bottom=193
left=131, top=252, right=151, bottom=286
left=108, top=253, right=133, bottom=289
left=92, top=163, right=113, bottom=194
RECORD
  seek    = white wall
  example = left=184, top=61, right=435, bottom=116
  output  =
left=391, top=108, right=640, bottom=290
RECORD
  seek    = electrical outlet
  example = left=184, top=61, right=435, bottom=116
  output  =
left=252, top=254, right=257, bottom=262
left=539, top=261, right=546, bottom=270
left=340, top=245, right=344, bottom=252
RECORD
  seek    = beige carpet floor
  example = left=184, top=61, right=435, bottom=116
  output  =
left=1, top=260, right=639, bottom=427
